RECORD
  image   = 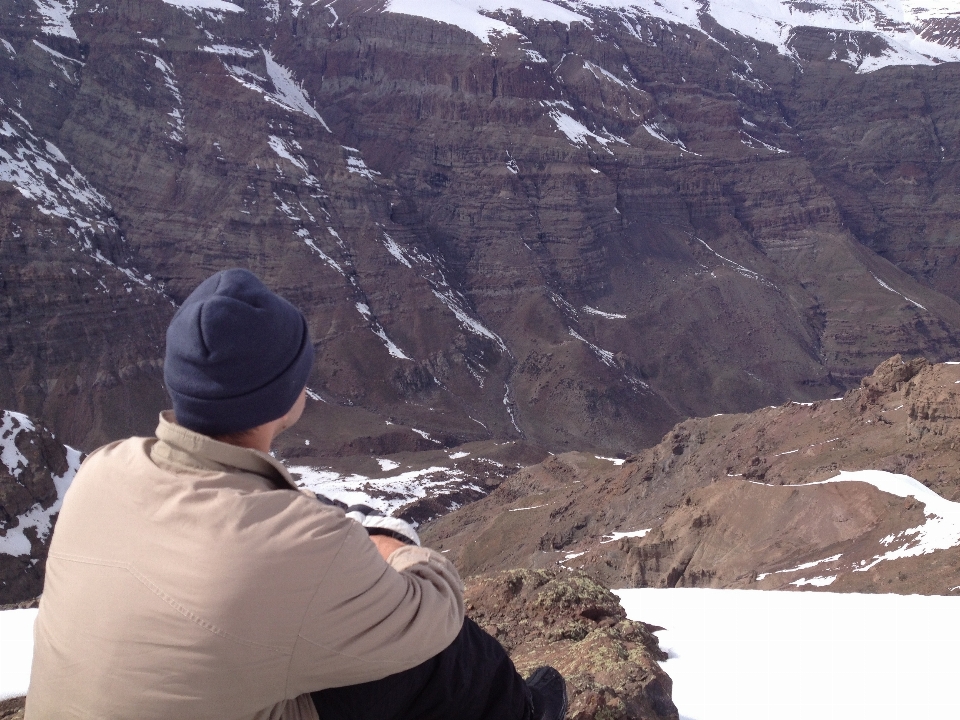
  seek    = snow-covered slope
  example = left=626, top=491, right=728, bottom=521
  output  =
left=383, top=0, right=960, bottom=71
left=617, top=588, right=960, bottom=720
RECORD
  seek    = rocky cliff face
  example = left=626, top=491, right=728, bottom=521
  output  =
left=4, top=0, right=960, bottom=462
left=423, top=356, right=960, bottom=596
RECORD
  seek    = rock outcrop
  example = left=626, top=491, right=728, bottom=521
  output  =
left=0, top=697, right=24, bottom=720
left=465, top=569, right=678, bottom=720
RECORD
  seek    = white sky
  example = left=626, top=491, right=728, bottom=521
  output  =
left=616, top=588, right=960, bottom=720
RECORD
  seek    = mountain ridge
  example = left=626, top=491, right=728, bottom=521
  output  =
left=423, top=355, right=960, bottom=596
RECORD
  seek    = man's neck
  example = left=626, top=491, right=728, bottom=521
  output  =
left=213, top=425, right=274, bottom=454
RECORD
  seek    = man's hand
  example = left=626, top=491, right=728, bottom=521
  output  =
left=344, top=505, right=421, bottom=546
left=369, top=533, right=408, bottom=561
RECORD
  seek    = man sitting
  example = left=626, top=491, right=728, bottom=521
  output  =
left=26, top=268, right=566, bottom=720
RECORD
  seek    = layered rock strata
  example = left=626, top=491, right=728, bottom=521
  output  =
left=5, top=1, right=960, bottom=455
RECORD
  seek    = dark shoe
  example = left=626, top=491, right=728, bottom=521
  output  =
left=526, top=666, right=567, bottom=720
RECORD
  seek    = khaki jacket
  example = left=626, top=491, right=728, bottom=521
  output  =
left=26, top=413, right=464, bottom=720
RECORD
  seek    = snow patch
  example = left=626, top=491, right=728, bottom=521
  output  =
left=740, top=130, right=788, bottom=154
left=545, top=101, right=627, bottom=151
left=262, top=50, right=331, bottom=130
left=223, top=51, right=330, bottom=130
left=0, top=411, right=34, bottom=479
left=263, top=0, right=280, bottom=22
left=150, top=55, right=185, bottom=142
left=377, top=459, right=401, bottom=472
left=386, top=0, right=960, bottom=72
left=601, top=528, right=650, bottom=543
left=354, top=302, right=411, bottom=360
left=595, top=455, right=625, bottom=465
left=202, top=44, right=258, bottom=57
left=290, top=464, right=477, bottom=516
left=523, top=47, right=547, bottom=63
left=583, top=60, right=629, bottom=88
left=381, top=233, right=412, bottom=267
left=373, top=327, right=412, bottom=360
left=162, top=0, right=243, bottom=13
left=33, top=0, right=77, bottom=40
left=0, top=113, right=114, bottom=231
left=268, top=135, right=309, bottom=173
left=550, top=291, right=579, bottom=317
left=32, top=40, right=82, bottom=66
left=582, top=305, right=627, bottom=319
left=344, top=152, right=380, bottom=180
left=569, top=328, right=616, bottom=367
left=790, top=575, right=837, bottom=587
left=503, top=383, right=522, bottom=434
left=642, top=122, right=691, bottom=152
left=756, top=554, right=843, bottom=581
left=433, top=288, right=507, bottom=350
left=872, top=273, right=926, bottom=311
left=693, top=235, right=768, bottom=283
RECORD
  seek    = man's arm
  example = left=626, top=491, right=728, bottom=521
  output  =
left=285, top=512, right=465, bottom=696
left=370, top=533, right=407, bottom=560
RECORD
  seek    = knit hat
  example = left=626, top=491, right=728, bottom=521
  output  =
left=164, top=269, right=314, bottom=436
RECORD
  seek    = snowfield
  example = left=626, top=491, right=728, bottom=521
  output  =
left=616, top=588, right=960, bottom=720
left=289, top=464, right=483, bottom=517
left=4, top=589, right=958, bottom=711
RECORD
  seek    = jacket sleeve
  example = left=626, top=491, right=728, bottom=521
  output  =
left=285, top=513, right=465, bottom=695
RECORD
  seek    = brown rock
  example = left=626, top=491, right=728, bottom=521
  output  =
left=0, top=697, right=24, bottom=720
left=465, top=569, right=678, bottom=720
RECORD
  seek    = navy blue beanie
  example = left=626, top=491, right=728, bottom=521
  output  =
left=164, top=269, right=315, bottom=436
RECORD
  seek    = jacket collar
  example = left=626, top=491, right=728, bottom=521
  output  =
left=153, top=411, right=300, bottom=491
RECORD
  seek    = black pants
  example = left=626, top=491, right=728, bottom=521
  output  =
left=312, top=618, right=533, bottom=720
